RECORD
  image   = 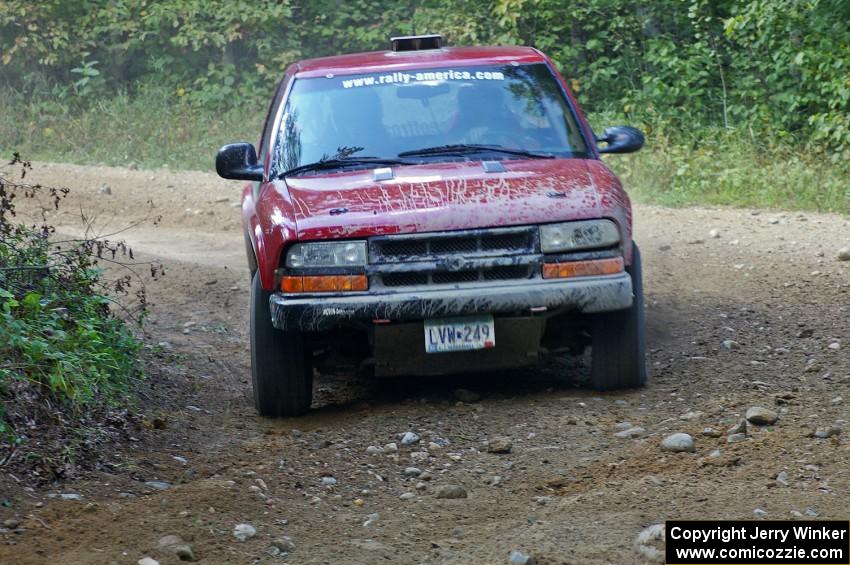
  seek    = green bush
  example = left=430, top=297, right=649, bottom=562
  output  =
left=0, top=158, right=144, bottom=442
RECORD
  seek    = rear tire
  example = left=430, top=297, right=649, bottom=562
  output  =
left=250, top=273, right=313, bottom=416
left=590, top=243, right=648, bottom=390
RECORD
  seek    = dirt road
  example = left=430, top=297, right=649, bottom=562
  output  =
left=2, top=162, right=849, bottom=564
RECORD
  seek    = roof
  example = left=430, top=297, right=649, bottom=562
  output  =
left=293, top=46, right=546, bottom=78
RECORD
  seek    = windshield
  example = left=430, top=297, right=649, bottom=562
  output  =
left=272, top=63, right=589, bottom=174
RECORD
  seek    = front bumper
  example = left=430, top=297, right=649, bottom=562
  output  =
left=270, top=272, right=633, bottom=331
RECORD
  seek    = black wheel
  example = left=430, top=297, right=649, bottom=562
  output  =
left=250, top=272, right=313, bottom=416
left=590, top=243, right=648, bottom=390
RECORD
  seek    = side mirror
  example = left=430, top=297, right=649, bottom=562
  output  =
left=596, top=126, right=644, bottom=154
left=215, top=142, right=263, bottom=181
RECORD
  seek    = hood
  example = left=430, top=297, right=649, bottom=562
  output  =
left=282, top=159, right=614, bottom=240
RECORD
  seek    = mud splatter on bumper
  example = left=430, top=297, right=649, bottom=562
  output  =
left=270, top=273, right=633, bottom=331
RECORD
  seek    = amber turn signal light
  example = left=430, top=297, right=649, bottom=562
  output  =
left=542, top=257, right=624, bottom=279
left=281, top=274, right=368, bottom=293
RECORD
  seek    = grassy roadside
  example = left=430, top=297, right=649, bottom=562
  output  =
left=2, top=88, right=848, bottom=214
left=605, top=128, right=850, bottom=215
left=0, top=85, right=263, bottom=171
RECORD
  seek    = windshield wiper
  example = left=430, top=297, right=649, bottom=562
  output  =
left=398, top=144, right=555, bottom=160
left=279, top=157, right=414, bottom=178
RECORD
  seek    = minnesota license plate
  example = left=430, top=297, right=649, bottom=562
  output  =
left=424, top=315, right=496, bottom=353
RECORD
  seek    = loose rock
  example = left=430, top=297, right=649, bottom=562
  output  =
left=171, top=544, right=195, bottom=562
left=138, top=559, right=159, bottom=565
left=727, top=419, right=748, bottom=436
left=144, top=481, right=171, bottom=491
left=50, top=493, right=83, bottom=500
left=635, top=523, right=665, bottom=563
left=401, top=432, right=420, bottom=445
left=233, top=523, right=257, bottom=541
left=746, top=406, right=778, bottom=425
left=727, top=433, right=748, bottom=443
left=661, top=433, right=695, bottom=453
left=435, top=484, right=468, bottom=499
left=614, top=426, right=646, bottom=439
left=399, top=492, right=416, bottom=500
left=813, top=426, right=842, bottom=439
left=702, top=427, right=722, bottom=438
left=362, top=513, right=379, bottom=528
left=271, top=536, right=295, bottom=552
left=487, top=436, right=513, bottom=454
left=157, top=535, right=184, bottom=549
left=508, top=549, right=536, bottom=564
left=404, top=467, right=422, bottom=477
left=837, top=248, right=850, bottom=261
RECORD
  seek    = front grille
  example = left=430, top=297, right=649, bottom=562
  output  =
left=432, top=270, right=479, bottom=284
left=380, top=240, right=427, bottom=258
left=481, top=232, right=531, bottom=251
left=371, top=227, right=538, bottom=289
left=382, top=272, right=428, bottom=287
left=371, top=227, right=535, bottom=263
left=431, top=237, right=479, bottom=254
left=380, top=264, right=532, bottom=288
left=484, top=265, right=530, bottom=280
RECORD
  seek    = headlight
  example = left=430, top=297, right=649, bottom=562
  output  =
left=539, top=220, right=620, bottom=253
left=286, top=241, right=367, bottom=268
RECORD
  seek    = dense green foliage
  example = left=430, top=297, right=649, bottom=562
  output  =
left=0, top=160, right=143, bottom=441
left=2, top=0, right=848, bottom=157
left=0, top=0, right=847, bottom=214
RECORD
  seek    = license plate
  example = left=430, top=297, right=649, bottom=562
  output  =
left=424, top=315, right=495, bottom=353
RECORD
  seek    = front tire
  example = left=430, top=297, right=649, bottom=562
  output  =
left=590, top=243, right=648, bottom=390
left=250, top=273, right=313, bottom=416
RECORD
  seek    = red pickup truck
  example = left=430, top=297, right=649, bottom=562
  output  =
left=216, top=35, right=647, bottom=417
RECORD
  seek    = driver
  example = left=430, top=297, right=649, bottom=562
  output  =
left=451, top=85, right=523, bottom=145
left=333, top=88, right=389, bottom=157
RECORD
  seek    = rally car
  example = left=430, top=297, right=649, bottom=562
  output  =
left=216, top=35, right=647, bottom=417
